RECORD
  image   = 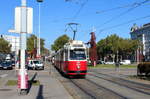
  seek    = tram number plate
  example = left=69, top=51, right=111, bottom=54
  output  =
left=4, top=67, right=7, bottom=69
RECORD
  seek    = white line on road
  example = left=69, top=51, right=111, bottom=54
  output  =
left=0, top=74, right=8, bottom=78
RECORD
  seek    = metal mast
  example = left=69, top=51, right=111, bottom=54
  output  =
left=37, top=0, right=43, bottom=58
left=19, top=0, right=28, bottom=94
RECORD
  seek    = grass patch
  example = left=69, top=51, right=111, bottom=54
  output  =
left=88, top=64, right=137, bottom=69
left=28, top=80, right=40, bottom=86
left=6, top=80, right=40, bottom=86
left=119, top=64, right=137, bottom=69
left=6, top=80, right=17, bottom=86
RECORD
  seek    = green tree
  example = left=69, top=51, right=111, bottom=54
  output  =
left=97, top=34, right=122, bottom=61
left=119, top=39, right=140, bottom=59
left=97, top=34, right=139, bottom=61
left=51, top=34, right=70, bottom=52
left=0, top=38, right=11, bottom=53
left=97, top=39, right=107, bottom=60
left=27, top=35, right=37, bottom=51
left=27, top=34, right=45, bottom=55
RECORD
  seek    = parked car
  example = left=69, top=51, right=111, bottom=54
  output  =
left=11, top=60, right=15, bottom=67
left=105, top=61, right=115, bottom=64
left=0, top=61, right=13, bottom=70
left=28, top=60, right=44, bottom=70
left=120, top=60, right=131, bottom=65
left=97, top=60, right=105, bottom=64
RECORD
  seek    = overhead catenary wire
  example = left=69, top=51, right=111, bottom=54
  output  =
left=96, top=2, right=150, bottom=14
left=96, top=4, right=135, bottom=14
left=51, top=0, right=150, bottom=24
left=96, top=0, right=150, bottom=30
left=74, top=0, right=150, bottom=41
left=62, top=0, right=88, bottom=39
left=51, top=1, right=150, bottom=23
left=71, top=0, right=88, bottom=21
left=96, top=14, right=150, bottom=38
left=64, top=0, right=150, bottom=42
left=76, top=0, right=150, bottom=41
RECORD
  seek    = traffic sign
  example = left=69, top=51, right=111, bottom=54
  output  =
left=15, top=7, right=33, bottom=34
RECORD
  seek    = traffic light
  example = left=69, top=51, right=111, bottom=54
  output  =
left=37, top=0, right=43, bottom=2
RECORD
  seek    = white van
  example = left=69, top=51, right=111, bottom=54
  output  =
left=28, top=60, right=44, bottom=70
left=120, top=60, right=131, bottom=65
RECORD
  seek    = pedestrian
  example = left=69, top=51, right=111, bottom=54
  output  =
left=115, top=61, right=120, bottom=72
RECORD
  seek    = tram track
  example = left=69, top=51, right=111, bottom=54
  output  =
left=52, top=63, right=150, bottom=98
left=70, top=79, right=97, bottom=99
left=52, top=64, right=125, bottom=99
left=51, top=65, right=93, bottom=99
left=88, top=71, right=150, bottom=96
left=70, top=78, right=126, bottom=99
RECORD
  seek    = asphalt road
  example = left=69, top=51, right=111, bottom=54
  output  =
left=52, top=64, right=150, bottom=99
left=0, top=63, right=150, bottom=99
left=0, top=69, right=14, bottom=78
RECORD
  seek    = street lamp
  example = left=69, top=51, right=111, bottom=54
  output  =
left=37, top=0, right=43, bottom=58
left=37, top=0, right=43, bottom=2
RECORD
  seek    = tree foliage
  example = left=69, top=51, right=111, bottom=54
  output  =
left=51, top=34, right=70, bottom=52
left=0, top=38, right=11, bottom=53
left=97, top=34, right=139, bottom=61
left=27, top=34, right=45, bottom=55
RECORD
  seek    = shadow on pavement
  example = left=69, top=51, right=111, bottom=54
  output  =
left=36, top=85, right=44, bottom=99
left=27, top=72, right=37, bottom=94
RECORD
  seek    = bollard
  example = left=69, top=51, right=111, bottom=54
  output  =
left=94, top=61, right=96, bottom=67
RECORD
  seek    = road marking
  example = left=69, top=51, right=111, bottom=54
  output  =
left=0, top=74, right=8, bottom=78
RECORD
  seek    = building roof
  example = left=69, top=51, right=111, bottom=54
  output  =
left=130, top=23, right=150, bottom=34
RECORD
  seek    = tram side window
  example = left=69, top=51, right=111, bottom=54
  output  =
left=65, top=50, right=68, bottom=61
left=70, top=49, right=86, bottom=60
left=61, top=51, right=64, bottom=61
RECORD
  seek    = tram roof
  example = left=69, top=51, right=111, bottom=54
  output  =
left=65, top=40, right=84, bottom=46
left=55, top=40, right=86, bottom=53
left=64, top=40, right=86, bottom=49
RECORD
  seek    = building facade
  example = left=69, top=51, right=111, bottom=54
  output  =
left=130, top=23, right=150, bottom=61
left=0, top=35, right=20, bottom=53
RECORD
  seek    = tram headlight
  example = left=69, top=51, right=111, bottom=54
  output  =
left=77, top=65, right=80, bottom=69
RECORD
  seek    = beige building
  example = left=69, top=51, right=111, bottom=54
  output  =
left=0, top=35, right=20, bottom=53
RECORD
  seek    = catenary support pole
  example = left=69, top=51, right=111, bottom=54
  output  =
left=19, top=0, right=28, bottom=94
left=38, top=3, right=41, bottom=57
left=37, top=0, right=43, bottom=58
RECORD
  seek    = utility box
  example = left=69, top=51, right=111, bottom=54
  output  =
left=15, top=7, right=33, bottom=33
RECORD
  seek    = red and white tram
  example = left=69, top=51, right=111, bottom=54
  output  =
left=53, top=40, right=87, bottom=77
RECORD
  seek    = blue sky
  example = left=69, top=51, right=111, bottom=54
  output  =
left=0, top=0, right=150, bottom=49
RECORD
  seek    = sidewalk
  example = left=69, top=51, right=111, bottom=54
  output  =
left=0, top=62, right=73, bottom=99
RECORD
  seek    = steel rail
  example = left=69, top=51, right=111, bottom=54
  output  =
left=88, top=72, right=150, bottom=95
